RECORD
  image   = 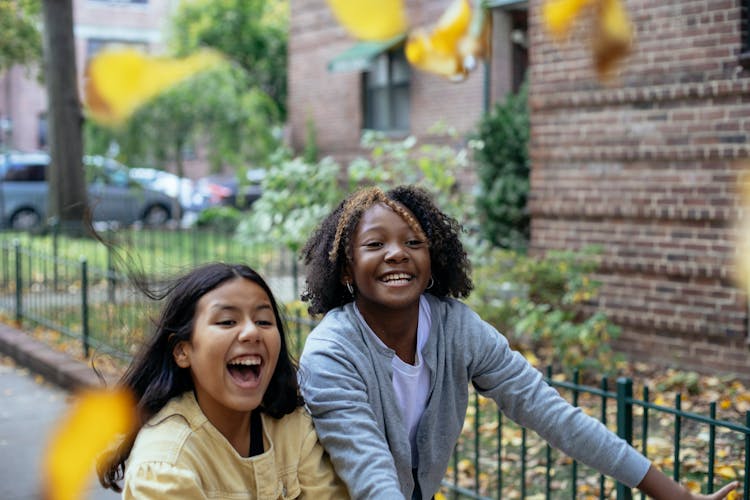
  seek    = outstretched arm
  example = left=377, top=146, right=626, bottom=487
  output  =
left=637, top=465, right=738, bottom=499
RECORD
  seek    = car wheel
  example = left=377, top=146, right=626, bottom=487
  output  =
left=10, top=208, right=42, bottom=230
left=142, top=204, right=170, bottom=226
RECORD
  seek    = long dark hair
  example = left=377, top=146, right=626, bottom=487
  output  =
left=99, top=262, right=301, bottom=491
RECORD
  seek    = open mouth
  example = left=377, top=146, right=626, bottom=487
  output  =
left=380, top=272, right=413, bottom=285
left=227, top=355, right=262, bottom=384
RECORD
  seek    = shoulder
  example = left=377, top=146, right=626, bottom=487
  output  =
left=301, top=305, right=364, bottom=360
left=425, top=294, right=485, bottom=329
left=128, top=393, right=203, bottom=467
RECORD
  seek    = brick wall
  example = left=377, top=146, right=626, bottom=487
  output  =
left=529, top=0, right=750, bottom=379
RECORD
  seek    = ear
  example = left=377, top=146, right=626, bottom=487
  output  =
left=173, top=341, right=191, bottom=368
left=340, top=263, right=353, bottom=286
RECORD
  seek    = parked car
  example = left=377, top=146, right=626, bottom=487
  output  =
left=194, top=168, right=265, bottom=209
left=0, top=152, right=179, bottom=230
left=129, top=167, right=208, bottom=213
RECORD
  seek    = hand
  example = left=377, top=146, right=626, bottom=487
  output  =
left=690, top=481, right=739, bottom=500
left=637, top=465, right=739, bottom=499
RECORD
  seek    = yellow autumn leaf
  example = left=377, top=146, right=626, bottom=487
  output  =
left=543, top=0, right=596, bottom=38
left=715, top=465, right=737, bottom=480
left=84, top=48, right=225, bottom=126
left=735, top=171, right=750, bottom=291
left=405, top=0, right=489, bottom=81
left=326, top=0, right=408, bottom=41
left=42, top=388, right=136, bottom=500
left=592, top=0, right=633, bottom=78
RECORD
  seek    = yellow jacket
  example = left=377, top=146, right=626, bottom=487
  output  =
left=124, top=391, right=348, bottom=499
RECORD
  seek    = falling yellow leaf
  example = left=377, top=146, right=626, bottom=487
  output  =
left=326, top=0, right=408, bottom=41
left=42, top=388, right=136, bottom=500
left=543, top=0, right=596, bottom=38
left=542, top=0, right=632, bottom=80
left=592, top=0, right=632, bottom=78
left=84, top=48, right=225, bottom=126
left=405, top=0, right=490, bottom=81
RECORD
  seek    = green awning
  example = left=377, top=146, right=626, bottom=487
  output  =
left=327, top=35, right=405, bottom=73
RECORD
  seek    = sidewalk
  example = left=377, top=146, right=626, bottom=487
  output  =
left=0, top=321, right=121, bottom=499
left=0, top=321, right=114, bottom=391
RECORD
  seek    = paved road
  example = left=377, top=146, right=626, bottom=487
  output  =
left=0, top=355, right=120, bottom=500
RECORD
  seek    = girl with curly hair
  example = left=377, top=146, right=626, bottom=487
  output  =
left=98, top=262, right=346, bottom=498
left=299, top=185, right=737, bottom=500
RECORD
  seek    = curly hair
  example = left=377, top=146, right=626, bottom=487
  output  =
left=301, top=185, right=473, bottom=315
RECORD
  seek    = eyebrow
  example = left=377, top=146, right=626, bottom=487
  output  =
left=208, top=303, right=273, bottom=313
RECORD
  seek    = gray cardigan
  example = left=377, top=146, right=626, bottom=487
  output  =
left=299, top=295, right=650, bottom=500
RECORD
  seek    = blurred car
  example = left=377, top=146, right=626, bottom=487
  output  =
left=129, top=167, right=207, bottom=213
left=194, top=168, right=265, bottom=209
left=0, top=152, right=179, bottom=230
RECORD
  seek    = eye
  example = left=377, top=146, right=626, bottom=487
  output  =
left=364, top=241, right=383, bottom=249
left=407, top=239, right=425, bottom=247
left=256, top=319, right=274, bottom=327
left=216, top=319, right=236, bottom=326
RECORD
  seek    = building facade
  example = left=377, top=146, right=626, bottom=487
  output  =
left=287, top=0, right=529, bottom=163
left=0, top=0, right=175, bottom=154
left=529, top=0, right=750, bottom=378
left=289, top=0, right=750, bottom=379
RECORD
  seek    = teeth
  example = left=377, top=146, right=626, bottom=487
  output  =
left=228, top=356, right=261, bottom=366
left=382, top=273, right=411, bottom=282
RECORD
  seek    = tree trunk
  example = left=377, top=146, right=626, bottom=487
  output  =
left=41, top=0, right=87, bottom=235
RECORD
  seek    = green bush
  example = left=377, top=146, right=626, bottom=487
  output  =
left=471, top=82, right=529, bottom=251
left=195, top=205, right=243, bottom=233
left=465, top=243, right=623, bottom=375
left=236, top=130, right=472, bottom=253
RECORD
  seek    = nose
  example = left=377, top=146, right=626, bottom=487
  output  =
left=238, top=321, right=260, bottom=342
left=384, top=241, right=408, bottom=262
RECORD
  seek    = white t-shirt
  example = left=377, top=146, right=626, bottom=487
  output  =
left=355, top=295, right=431, bottom=465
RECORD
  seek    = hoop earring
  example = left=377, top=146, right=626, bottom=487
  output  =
left=426, top=277, right=434, bottom=290
left=345, top=282, right=354, bottom=296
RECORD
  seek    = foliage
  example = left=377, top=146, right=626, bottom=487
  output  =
left=302, top=115, right=318, bottom=164
left=84, top=64, right=279, bottom=175
left=471, top=81, right=529, bottom=251
left=465, top=244, right=623, bottom=375
left=170, top=0, right=288, bottom=119
left=195, top=205, right=242, bottom=233
left=235, top=129, right=472, bottom=253
left=0, top=0, right=42, bottom=73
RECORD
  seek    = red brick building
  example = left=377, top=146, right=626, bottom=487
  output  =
left=289, top=0, right=750, bottom=379
left=529, top=0, right=750, bottom=378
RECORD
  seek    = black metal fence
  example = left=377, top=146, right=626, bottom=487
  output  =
left=0, top=229, right=747, bottom=499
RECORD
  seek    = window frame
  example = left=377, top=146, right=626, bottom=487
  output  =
left=361, top=49, right=411, bottom=134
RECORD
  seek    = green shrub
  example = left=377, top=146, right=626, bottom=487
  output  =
left=465, top=243, right=623, bottom=375
left=471, top=82, right=529, bottom=251
left=195, top=205, right=243, bottom=233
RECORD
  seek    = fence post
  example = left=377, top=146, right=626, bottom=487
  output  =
left=107, top=231, right=116, bottom=303
left=81, top=257, right=90, bottom=358
left=14, top=239, right=22, bottom=323
left=52, top=217, right=59, bottom=290
left=616, top=377, right=634, bottom=500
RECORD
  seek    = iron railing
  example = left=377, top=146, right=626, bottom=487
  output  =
left=0, top=231, right=747, bottom=499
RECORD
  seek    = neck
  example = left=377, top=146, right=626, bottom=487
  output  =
left=358, top=302, right=420, bottom=365
left=196, top=396, right=253, bottom=457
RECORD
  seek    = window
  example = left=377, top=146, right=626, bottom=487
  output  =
left=2, top=162, right=46, bottom=182
left=86, top=38, right=148, bottom=63
left=362, top=50, right=410, bottom=132
left=37, top=113, right=47, bottom=149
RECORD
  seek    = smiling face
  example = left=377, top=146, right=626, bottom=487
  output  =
left=344, top=202, right=431, bottom=318
left=173, top=277, right=281, bottom=425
